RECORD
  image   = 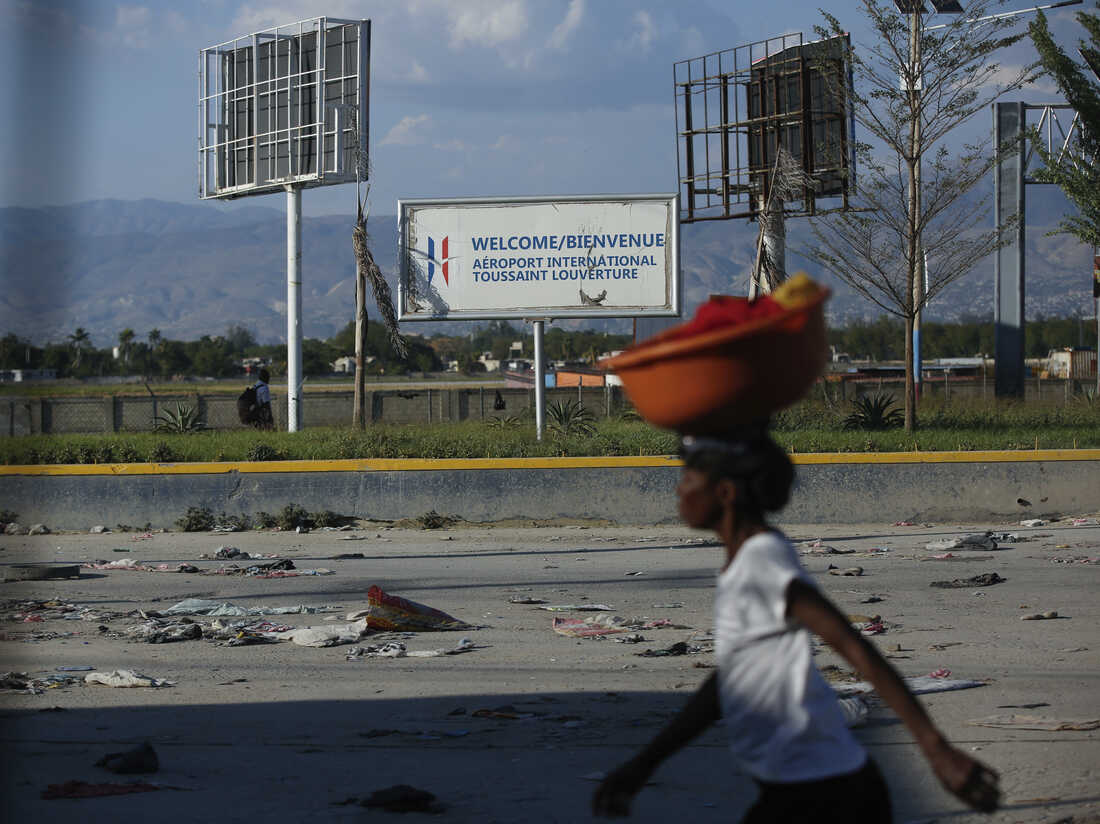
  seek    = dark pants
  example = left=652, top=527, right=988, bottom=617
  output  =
left=743, top=758, right=892, bottom=823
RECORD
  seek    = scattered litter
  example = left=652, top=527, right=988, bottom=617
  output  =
left=925, top=533, right=999, bottom=551
left=552, top=615, right=683, bottom=638
left=1020, top=519, right=1047, bottom=527
left=624, top=571, right=645, bottom=576
left=359, top=784, right=444, bottom=813
left=1058, top=647, right=1088, bottom=653
left=997, top=702, right=1050, bottom=709
left=55, top=665, right=94, bottom=672
left=1, top=671, right=83, bottom=693
left=360, top=585, right=471, bottom=631
left=837, top=696, right=870, bottom=728
left=828, top=566, right=863, bottom=577
left=1071, top=517, right=1100, bottom=526
left=860, top=596, right=884, bottom=604
left=966, top=715, right=1099, bottom=732
left=652, top=602, right=684, bottom=609
left=339, top=535, right=368, bottom=541
left=276, top=620, right=370, bottom=648
left=930, top=572, right=1005, bottom=588
left=836, top=676, right=986, bottom=697
left=992, top=533, right=1026, bottom=543
left=85, top=669, right=174, bottom=688
left=928, top=668, right=951, bottom=679
left=508, top=597, right=548, bottom=605
left=1020, top=610, right=1061, bottom=620
left=127, top=620, right=204, bottom=643
left=96, top=742, right=159, bottom=774
left=42, top=780, right=160, bottom=799
left=893, top=521, right=916, bottom=527
left=28, top=523, right=50, bottom=535
left=90, top=525, right=110, bottom=534
left=348, top=638, right=478, bottom=659
left=848, top=615, right=887, bottom=635
left=928, top=642, right=962, bottom=651
left=635, top=641, right=705, bottom=657
left=162, top=599, right=331, bottom=617
left=799, top=540, right=854, bottom=555
left=612, top=633, right=646, bottom=644
left=330, top=553, right=365, bottom=560
left=538, top=604, right=615, bottom=612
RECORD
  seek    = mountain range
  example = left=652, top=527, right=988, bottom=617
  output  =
left=0, top=190, right=1093, bottom=348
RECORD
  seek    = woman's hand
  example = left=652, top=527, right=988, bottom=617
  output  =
left=927, top=741, right=1001, bottom=812
left=591, top=758, right=653, bottom=818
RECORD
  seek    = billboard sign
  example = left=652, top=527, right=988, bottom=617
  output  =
left=398, top=194, right=680, bottom=321
left=199, top=17, right=370, bottom=200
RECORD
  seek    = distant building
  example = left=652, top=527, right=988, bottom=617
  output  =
left=477, top=352, right=500, bottom=372
left=331, top=356, right=375, bottom=374
left=1046, top=348, right=1097, bottom=380
left=0, top=368, right=57, bottom=382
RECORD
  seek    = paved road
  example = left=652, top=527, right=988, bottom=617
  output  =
left=1, top=519, right=1097, bottom=822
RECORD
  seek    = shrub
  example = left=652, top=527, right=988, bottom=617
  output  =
left=275, top=504, right=313, bottom=531
left=842, top=393, right=904, bottom=431
left=416, top=510, right=458, bottom=529
left=176, top=506, right=216, bottom=532
left=246, top=442, right=283, bottom=462
left=546, top=399, right=596, bottom=437
left=154, top=402, right=206, bottom=433
left=149, top=441, right=178, bottom=462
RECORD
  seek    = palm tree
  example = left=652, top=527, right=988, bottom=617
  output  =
left=68, top=327, right=92, bottom=369
left=147, top=328, right=162, bottom=351
left=117, top=328, right=135, bottom=367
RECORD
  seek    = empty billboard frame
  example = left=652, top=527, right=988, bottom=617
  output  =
left=675, top=33, right=854, bottom=223
left=397, top=194, right=681, bottom=322
left=198, top=17, right=370, bottom=199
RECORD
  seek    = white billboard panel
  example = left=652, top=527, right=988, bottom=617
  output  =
left=398, top=194, right=680, bottom=320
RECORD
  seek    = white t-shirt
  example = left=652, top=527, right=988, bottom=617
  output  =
left=714, top=530, right=866, bottom=783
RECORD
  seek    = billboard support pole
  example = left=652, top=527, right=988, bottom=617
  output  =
left=533, top=320, right=547, bottom=441
left=287, top=185, right=303, bottom=432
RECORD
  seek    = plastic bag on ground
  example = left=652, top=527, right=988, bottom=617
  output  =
left=362, top=586, right=470, bottom=631
left=85, top=669, right=174, bottom=688
left=276, top=619, right=370, bottom=647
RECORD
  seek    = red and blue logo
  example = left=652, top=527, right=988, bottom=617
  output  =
left=427, top=236, right=454, bottom=286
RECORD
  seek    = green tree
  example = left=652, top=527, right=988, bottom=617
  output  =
left=67, top=327, right=93, bottom=372
left=808, top=1, right=1034, bottom=431
left=117, top=328, right=135, bottom=369
left=224, top=324, right=257, bottom=355
left=1028, top=9, right=1100, bottom=246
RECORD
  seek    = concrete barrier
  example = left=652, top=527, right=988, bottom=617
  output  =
left=1, top=451, right=1098, bottom=529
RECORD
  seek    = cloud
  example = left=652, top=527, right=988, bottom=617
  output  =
left=624, top=10, right=657, bottom=53
left=114, top=4, right=152, bottom=48
left=409, top=60, right=429, bottom=83
left=491, top=134, right=523, bottom=151
left=380, top=114, right=432, bottom=146
left=448, top=0, right=529, bottom=49
left=433, top=139, right=469, bottom=152
left=548, top=0, right=585, bottom=50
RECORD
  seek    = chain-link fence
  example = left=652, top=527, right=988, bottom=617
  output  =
left=0, top=385, right=631, bottom=435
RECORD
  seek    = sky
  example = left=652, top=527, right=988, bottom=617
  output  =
left=0, top=0, right=1088, bottom=218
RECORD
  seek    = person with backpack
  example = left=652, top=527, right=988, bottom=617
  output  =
left=238, top=368, right=274, bottom=430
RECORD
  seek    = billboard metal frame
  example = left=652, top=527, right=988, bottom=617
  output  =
left=397, top=193, right=681, bottom=322
left=674, top=33, right=854, bottom=224
left=198, top=17, right=370, bottom=200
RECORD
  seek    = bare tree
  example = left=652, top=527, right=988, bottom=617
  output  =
left=350, top=110, right=406, bottom=429
left=806, top=1, right=1035, bottom=430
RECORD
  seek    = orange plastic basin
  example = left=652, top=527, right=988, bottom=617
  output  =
left=601, top=290, right=829, bottom=434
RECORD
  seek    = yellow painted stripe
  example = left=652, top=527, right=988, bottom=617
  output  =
left=1, top=449, right=1098, bottom=476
